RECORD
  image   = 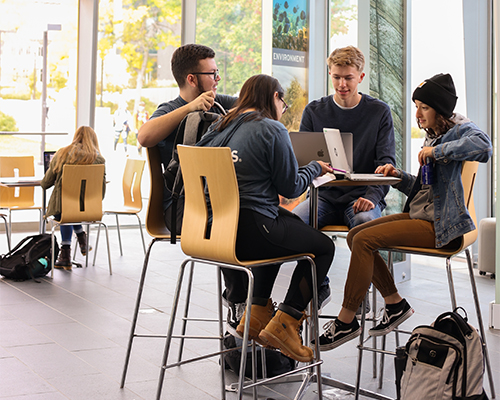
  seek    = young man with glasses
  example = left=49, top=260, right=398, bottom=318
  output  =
left=137, top=44, right=244, bottom=336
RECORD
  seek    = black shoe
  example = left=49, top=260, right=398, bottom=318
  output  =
left=317, top=281, right=331, bottom=313
left=355, top=294, right=371, bottom=319
left=312, top=318, right=361, bottom=351
left=368, top=299, right=414, bottom=337
left=225, top=300, right=246, bottom=337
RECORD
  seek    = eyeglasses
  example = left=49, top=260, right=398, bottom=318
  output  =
left=280, top=97, right=289, bottom=114
left=191, top=69, right=220, bottom=81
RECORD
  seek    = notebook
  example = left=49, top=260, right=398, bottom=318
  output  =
left=323, top=128, right=399, bottom=182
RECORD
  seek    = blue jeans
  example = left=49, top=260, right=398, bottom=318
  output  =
left=293, top=197, right=382, bottom=229
left=54, top=214, right=84, bottom=246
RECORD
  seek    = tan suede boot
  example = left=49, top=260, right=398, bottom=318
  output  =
left=236, top=299, right=274, bottom=346
left=258, top=310, right=313, bottom=362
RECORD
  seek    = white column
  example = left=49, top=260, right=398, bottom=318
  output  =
left=308, top=0, right=328, bottom=100
left=492, top=0, right=500, bottom=329
left=76, top=0, right=99, bottom=129
left=181, top=0, right=196, bottom=45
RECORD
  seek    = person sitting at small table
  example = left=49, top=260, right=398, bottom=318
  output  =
left=41, top=126, right=106, bottom=270
left=315, top=73, right=492, bottom=351
left=197, top=74, right=335, bottom=362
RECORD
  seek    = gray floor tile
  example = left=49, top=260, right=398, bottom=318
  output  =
left=1, top=228, right=498, bottom=400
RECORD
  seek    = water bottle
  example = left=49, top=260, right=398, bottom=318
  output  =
left=421, top=157, right=434, bottom=185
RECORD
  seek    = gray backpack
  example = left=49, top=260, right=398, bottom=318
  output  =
left=400, top=308, right=488, bottom=400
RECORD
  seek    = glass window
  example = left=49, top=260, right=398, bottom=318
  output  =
left=0, top=0, right=78, bottom=166
left=195, top=0, right=262, bottom=96
left=410, top=0, right=466, bottom=175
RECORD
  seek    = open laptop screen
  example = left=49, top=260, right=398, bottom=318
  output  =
left=43, top=151, right=56, bottom=173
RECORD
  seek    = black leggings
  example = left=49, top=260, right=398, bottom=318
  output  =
left=236, top=207, right=335, bottom=312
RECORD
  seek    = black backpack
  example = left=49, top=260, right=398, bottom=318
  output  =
left=163, top=102, right=226, bottom=243
left=223, top=333, right=295, bottom=379
left=0, top=234, right=59, bottom=282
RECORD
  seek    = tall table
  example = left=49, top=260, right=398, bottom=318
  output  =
left=309, top=176, right=401, bottom=400
left=0, top=177, right=45, bottom=233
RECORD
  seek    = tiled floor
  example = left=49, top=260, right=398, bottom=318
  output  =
left=0, top=228, right=498, bottom=399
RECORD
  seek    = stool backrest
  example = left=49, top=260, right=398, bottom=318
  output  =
left=145, top=146, right=171, bottom=238
left=60, top=164, right=104, bottom=223
left=460, top=160, right=479, bottom=250
left=122, top=158, right=145, bottom=211
left=177, top=145, right=239, bottom=263
left=0, top=155, right=35, bottom=207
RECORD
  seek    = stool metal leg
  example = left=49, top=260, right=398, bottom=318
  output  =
left=177, top=261, right=195, bottom=362
left=465, top=249, right=496, bottom=398
left=120, top=238, right=156, bottom=388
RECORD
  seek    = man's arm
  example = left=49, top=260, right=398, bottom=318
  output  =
left=138, top=91, right=216, bottom=148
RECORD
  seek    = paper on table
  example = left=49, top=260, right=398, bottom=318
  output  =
left=312, top=173, right=336, bottom=188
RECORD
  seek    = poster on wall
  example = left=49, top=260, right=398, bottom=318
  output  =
left=272, top=0, right=309, bottom=131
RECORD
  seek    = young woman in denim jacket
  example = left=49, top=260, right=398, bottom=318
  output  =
left=316, top=73, right=492, bottom=351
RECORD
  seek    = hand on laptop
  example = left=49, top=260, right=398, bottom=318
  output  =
left=375, top=163, right=398, bottom=177
left=316, top=161, right=334, bottom=176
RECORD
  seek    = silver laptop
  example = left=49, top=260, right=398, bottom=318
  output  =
left=289, top=131, right=353, bottom=168
left=323, top=128, right=398, bottom=182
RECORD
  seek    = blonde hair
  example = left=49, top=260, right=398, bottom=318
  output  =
left=327, top=46, right=365, bottom=72
left=52, top=126, right=101, bottom=173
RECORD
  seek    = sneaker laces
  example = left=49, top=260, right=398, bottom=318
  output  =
left=321, top=320, right=336, bottom=339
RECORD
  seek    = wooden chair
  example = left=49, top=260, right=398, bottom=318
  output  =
left=0, top=156, right=43, bottom=245
left=355, top=161, right=495, bottom=399
left=94, top=158, right=146, bottom=258
left=154, top=145, right=323, bottom=400
left=47, top=164, right=112, bottom=277
left=1, top=213, right=10, bottom=251
left=120, top=145, right=177, bottom=388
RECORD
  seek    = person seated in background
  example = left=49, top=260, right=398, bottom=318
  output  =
left=197, top=74, right=335, bottom=362
left=41, top=126, right=106, bottom=270
left=292, top=46, right=396, bottom=311
left=315, top=73, right=492, bottom=351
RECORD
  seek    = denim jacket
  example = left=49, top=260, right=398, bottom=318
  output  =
left=395, top=117, right=492, bottom=248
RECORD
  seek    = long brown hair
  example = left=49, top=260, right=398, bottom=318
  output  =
left=216, top=74, right=284, bottom=132
left=52, top=126, right=101, bottom=173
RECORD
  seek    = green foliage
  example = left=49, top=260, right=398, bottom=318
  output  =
left=411, top=126, right=424, bottom=138
left=280, top=77, right=307, bottom=132
left=330, top=0, right=357, bottom=38
left=196, top=0, right=262, bottom=95
left=48, top=65, right=68, bottom=92
left=0, top=110, right=18, bottom=132
left=120, top=0, right=181, bottom=79
left=1, top=93, right=30, bottom=100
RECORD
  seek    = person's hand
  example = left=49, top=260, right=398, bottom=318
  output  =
left=316, top=161, right=334, bottom=176
left=375, top=163, right=398, bottom=177
left=352, top=197, right=375, bottom=213
left=418, top=146, right=434, bottom=166
left=189, top=91, right=216, bottom=112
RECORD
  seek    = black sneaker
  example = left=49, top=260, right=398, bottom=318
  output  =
left=355, top=294, right=371, bottom=319
left=368, top=299, right=414, bottom=337
left=225, top=300, right=246, bottom=337
left=313, top=318, right=361, bottom=351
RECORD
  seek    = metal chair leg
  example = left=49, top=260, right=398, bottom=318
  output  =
left=465, top=248, right=496, bottom=398
left=115, top=214, right=123, bottom=256
left=177, top=261, right=195, bottom=362
left=120, top=238, right=157, bottom=388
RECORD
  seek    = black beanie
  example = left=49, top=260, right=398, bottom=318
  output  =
left=412, top=73, right=458, bottom=118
